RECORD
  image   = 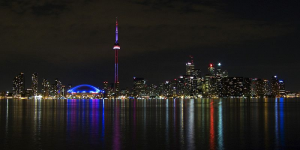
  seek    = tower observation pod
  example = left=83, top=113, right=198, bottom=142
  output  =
left=113, top=18, right=120, bottom=96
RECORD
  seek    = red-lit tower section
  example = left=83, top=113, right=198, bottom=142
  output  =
left=113, top=18, right=120, bottom=95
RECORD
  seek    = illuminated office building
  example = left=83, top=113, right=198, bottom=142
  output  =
left=216, top=63, right=223, bottom=97
left=208, top=63, right=215, bottom=76
left=229, top=77, right=243, bottom=97
left=133, top=77, right=147, bottom=97
left=191, top=69, right=202, bottom=96
left=203, top=64, right=217, bottom=97
left=103, top=81, right=111, bottom=97
left=263, top=80, right=271, bottom=96
left=279, top=80, right=286, bottom=97
left=61, top=85, right=66, bottom=97
left=55, top=78, right=62, bottom=97
left=186, top=56, right=195, bottom=75
left=148, top=84, right=158, bottom=98
left=250, top=78, right=258, bottom=97
left=31, top=72, right=38, bottom=96
left=42, top=78, right=50, bottom=98
left=256, top=79, right=265, bottom=97
left=243, top=78, right=251, bottom=97
left=12, top=72, right=25, bottom=96
left=176, top=76, right=185, bottom=96
left=271, top=76, right=280, bottom=97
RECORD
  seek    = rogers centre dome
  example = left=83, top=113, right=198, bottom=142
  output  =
left=67, top=84, right=104, bottom=94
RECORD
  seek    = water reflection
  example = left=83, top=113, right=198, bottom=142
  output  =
left=101, top=99, right=105, bottom=143
left=186, top=99, right=195, bottom=150
left=275, top=98, right=285, bottom=149
left=210, top=101, right=215, bottom=150
left=113, top=99, right=121, bottom=150
left=218, top=101, right=223, bottom=150
left=0, top=98, right=299, bottom=149
left=33, top=99, right=42, bottom=149
left=264, top=98, right=269, bottom=149
left=4, top=99, right=9, bottom=148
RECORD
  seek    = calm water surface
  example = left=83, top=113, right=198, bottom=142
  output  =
left=0, top=98, right=300, bottom=150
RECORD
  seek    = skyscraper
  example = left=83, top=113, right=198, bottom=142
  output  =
left=186, top=56, right=194, bottom=75
left=204, top=64, right=216, bottom=97
left=12, top=72, right=25, bottom=97
left=113, top=17, right=120, bottom=95
left=243, top=78, right=251, bottom=97
left=216, top=63, right=222, bottom=97
left=32, top=72, right=38, bottom=96
left=103, top=81, right=110, bottom=98
left=256, top=78, right=265, bottom=97
left=133, top=77, right=146, bottom=97
left=55, top=78, right=62, bottom=97
left=42, top=78, right=50, bottom=98
left=216, top=63, right=222, bottom=76
left=271, top=75, right=280, bottom=97
left=279, top=80, right=286, bottom=97
left=208, top=63, right=215, bottom=76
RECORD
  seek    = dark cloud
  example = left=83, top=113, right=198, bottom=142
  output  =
left=0, top=0, right=69, bottom=15
left=31, top=3, right=67, bottom=16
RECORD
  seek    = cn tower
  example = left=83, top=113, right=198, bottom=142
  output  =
left=113, top=18, right=120, bottom=95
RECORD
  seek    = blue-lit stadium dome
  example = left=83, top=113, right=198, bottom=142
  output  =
left=67, top=84, right=104, bottom=94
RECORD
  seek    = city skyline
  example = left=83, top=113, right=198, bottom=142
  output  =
left=7, top=56, right=296, bottom=99
left=0, top=0, right=300, bottom=92
left=2, top=57, right=299, bottom=94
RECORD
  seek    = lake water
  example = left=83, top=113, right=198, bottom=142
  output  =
left=0, top=98, right=300, bottom=150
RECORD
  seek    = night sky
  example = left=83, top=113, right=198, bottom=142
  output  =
left=0, top=0, right=299, bottom=92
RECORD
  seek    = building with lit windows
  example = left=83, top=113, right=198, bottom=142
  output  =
left=243, top=78, right=251, bottom=97
left=271, top=76, right=280, bottom=97
left=132, top=77, right=147, bottom=97
left=216, top=63, right=223, bottom=97
left=250, top=78, right=258, bottom=97
left=55, top=78, right=62, bottom=97
left=31, top=72, right=38, bottom=96
left=263, top=80, right=271, bottom=96
left=208, top=63, right=215, bottom=76
left=103, top=81, right=110, bottom=97
left=42, top=78, right=50, bottom=98
left=279, top=80, right=286, bottom=97
left=256, top=79, right=264, bottom=97
left=148, top=84, right=158, bottom=98
left=61, top=85, right=66, bottom=97
left=12, top=72, right=25, bottom=97
left=186, top=59, right=195, bottom=75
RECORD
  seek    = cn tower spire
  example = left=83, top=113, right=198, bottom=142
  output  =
left=113, top=17, right=120, bottom=49
left=115, top=17, right=118, bottom=44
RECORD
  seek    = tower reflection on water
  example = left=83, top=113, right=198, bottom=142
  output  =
left=0, top=98, right=295, bottom=149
